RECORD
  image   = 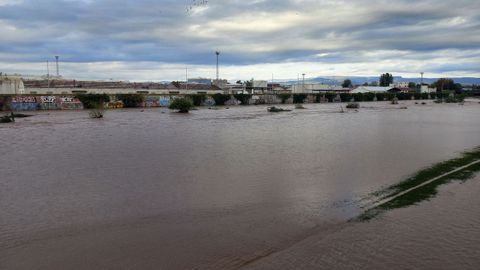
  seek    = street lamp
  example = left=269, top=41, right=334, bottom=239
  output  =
left=215, top=51, right=220, bottom=81
left=302, top=73, right=306, bottom=93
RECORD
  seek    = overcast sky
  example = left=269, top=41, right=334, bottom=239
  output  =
left=1, top=0, right=479, bottom=81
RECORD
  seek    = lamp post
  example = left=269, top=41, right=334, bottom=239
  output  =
left=215, top=51, right=220, bottom=81
left=55, top=56, right=59, bottom=77
left=302, top=73, right=305, bottom=93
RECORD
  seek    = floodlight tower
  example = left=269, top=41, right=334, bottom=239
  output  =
left=215, top=51, right=220, bottom=80
left=55, top=56, right=59, bottom=77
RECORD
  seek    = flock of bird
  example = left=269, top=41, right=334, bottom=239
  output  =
left=185, top=0, right=209, bottom=14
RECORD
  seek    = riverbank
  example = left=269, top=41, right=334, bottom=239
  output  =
left=243, top=175, right=480, bottom=269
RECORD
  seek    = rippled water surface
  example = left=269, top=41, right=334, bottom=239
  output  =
left=1, top=100, right=480, bottom=269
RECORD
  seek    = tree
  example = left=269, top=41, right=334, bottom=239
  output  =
left=408, top=82, right=416, bottom=88
left=431, top=78, right=462, bottom=93
left=342, top=79, right=353, bottom=88
left=169, top=98, right=194, bottom=113
left=379, top=73, right=394, bottom=87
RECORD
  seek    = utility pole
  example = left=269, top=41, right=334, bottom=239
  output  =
left=47, top=60, right=51, bottom=89
left=302, top=73, right=306, bottom=93
left=55, top=56, right=59, bottom=77
left=186, top=67, right=188, bottom=91
left=297, top=74, right=299, bottom=93
left=215, top=51, right=220, bottom=81
left=271, top=73, right=274, bottom=93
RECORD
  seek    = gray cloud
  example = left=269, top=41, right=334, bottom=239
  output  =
left=0, top=0, right=479, bottom=79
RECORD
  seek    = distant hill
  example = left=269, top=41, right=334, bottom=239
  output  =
left=280, top=76, right=480, bottom=86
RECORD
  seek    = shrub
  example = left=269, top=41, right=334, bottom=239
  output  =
left=191, top=94, right=207, bottom=106
left=277, top=93, right=291, bottom=104
left=75, top=94, right=110, bottom=109
left=212, top=94, right=230, bottom=106
left=169, top=97, right=194, bottom=113
left=0, top=113, right=14, bottom=123
left=340, top=93, right=353, bottom=102
left=233, top=94, right=252, bottom=105
left=293, top=94, right=307, bottom=104
left=363, top=92, right=376, bottom=102
left=445, top=94, right=465, bottom=103
left=346, top=103, right=360, bottom=109
left=116, top=94, right=144, bottom=108
left=385, top=93, right=396, bottom=101
left=376, top=93, right=386, bottom=101
left=268, top=106, right=291, bottom=112
left=353, top=93, right=364, bottom=102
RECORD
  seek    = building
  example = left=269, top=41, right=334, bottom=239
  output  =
left=252, top=80, right=268, bottom=94
left=222, top=83, right=247, bottom=94
left=420, top=85, right=436, bottom=93
left=291, top=83, right=350, bottom=94
left=388, top=87, right=416, bottom=93
left=392, top=82, right=409, bottom=88
left=188, top=78, right=212, bottom=86
left=350, top=86, right=392, bottom=93
left=0, top=76, right=25, bottom=95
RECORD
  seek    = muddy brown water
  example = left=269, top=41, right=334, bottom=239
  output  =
left=1, top=100, right=480, bottom=269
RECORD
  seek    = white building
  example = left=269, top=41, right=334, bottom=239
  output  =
left=392, top=82, right=409, bottom=88
left=291, top=83, right=349, bottom=93
left=351, top=86, right=392, bottom=93
left=420, top=85, right=436, bottom=93
left=0, top=76, right=25, bottom=95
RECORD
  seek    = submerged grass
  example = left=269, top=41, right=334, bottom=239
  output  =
left=358, top=147, right=480, bottom=221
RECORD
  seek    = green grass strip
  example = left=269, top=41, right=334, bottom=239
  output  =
left=358, top=147, right=480, bottom=221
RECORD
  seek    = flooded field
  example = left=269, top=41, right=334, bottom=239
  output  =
left=1, top=100, right=480, bottom=269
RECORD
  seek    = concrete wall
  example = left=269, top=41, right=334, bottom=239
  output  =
left=25, top=87, right=224, bottom=95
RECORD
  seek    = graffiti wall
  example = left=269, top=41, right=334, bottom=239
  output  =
left=203, top=97, right=216, bottom=106
left=144, top=96, right=161, bottom=107
left=11, top=96, right=38, bottom=111
left=57, top=96, right=83, bottom=110
left=141, top=96, right=175, bottom=107
left=159, top=96, right=172, bottom=107
left=225, top=97, right=240, bottom=106
left=38, top=96, right=59, bottom=110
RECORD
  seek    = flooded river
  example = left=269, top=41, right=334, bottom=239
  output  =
left=1, top=100, right=480, bottom=269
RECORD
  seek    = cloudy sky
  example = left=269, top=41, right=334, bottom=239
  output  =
left=1, top=0, right=479, bottom=81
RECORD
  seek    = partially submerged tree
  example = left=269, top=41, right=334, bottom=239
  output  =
left=431, top=78, right=462, bottom=93
left=169, top=98, right=194, bottom=113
